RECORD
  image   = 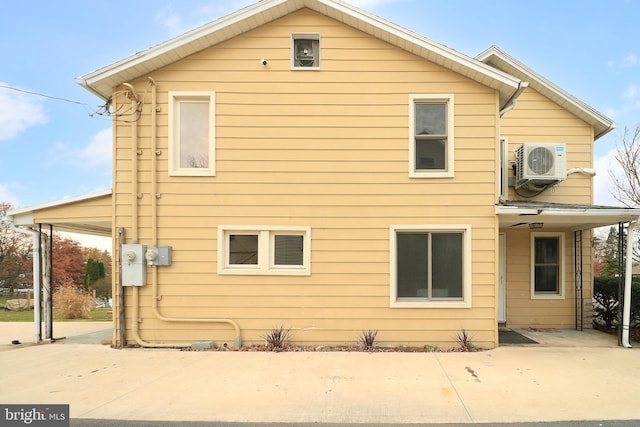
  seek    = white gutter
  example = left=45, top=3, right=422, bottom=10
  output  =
left=622, top=220, right=638, bottom=348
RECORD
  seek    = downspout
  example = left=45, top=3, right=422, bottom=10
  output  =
left=133, top=78, right=241, bottom=348
left=621, top=220, right=638, bottom=348
left=499, top=81, right=529, bottom=117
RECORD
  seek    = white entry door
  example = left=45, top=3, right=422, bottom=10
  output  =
left=498, top=233, right=506, bottom=323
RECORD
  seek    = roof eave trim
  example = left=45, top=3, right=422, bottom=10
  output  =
left=477, top=46, right=615, bottom=140
left=7, top=189, right=113, bottom=217
left=79, top=0, right=521, bottom=100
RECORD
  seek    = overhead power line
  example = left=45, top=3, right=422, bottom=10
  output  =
left=0, top=83, right=89, bottom=106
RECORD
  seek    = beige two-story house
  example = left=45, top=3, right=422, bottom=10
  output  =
left=10, top=0, right=640, bottom=349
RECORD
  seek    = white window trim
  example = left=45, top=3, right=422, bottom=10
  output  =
left=390, top=224, right=472, bottom=308
left=409, top=94, right=455, bottom=178
left=218, top=226, right=311, bottom=276
left=168, top=91, right=216, bottom=176
left=291, top=33, right=320, bottom=70
left=530, top=231, right=565, bottom=300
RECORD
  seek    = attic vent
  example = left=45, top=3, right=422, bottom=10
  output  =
left=292, top=34, right=320, bottom=69
left=515, top=143, right=567, bottom=190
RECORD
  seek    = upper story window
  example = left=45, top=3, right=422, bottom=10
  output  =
left=291, top=33, right=320, bottom=69
left=409, top=94, right=454, bottom=178
left=168, top=91, right=215, bottom=176
left=531, top=232, right=565, bottom=299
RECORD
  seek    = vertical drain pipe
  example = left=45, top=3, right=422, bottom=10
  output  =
left=146, top=77, right=242, bottom=349
left=622, top=220, right=637, bottom=348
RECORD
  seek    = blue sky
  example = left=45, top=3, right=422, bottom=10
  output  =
left=1, top=0, right=639, bottom=214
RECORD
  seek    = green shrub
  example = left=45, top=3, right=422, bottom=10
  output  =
left=593, top=276, right=640, bottom=329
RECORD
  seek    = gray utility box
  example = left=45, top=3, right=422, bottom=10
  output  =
left=121, top=244, right=147, bottom=287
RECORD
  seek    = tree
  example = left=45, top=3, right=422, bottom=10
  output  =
left=82, top=246, right=112, bottom=298
left=0, top=202, right=32, bottom=291
left=599, top=227, right=621, bottom=278
left=610, top=125, right=640, bottom=266
left=611, top=125, right=640, bottom=208
left=51, top=233, right=85, bottom=290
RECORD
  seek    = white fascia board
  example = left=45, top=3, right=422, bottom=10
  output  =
left=7, top=189, right=113, bottom=217
left=79, top=0, right=520, bottom=102
left=78, top=0, right=293, bottom=98
left=477, top=46, right=615, bottom=139
left=318, top=0, right=520, bottom=91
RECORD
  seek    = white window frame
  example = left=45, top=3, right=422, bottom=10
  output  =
left=530, top=232, right=565, bottom=300
left=218, top=226, right=311, bottom=276
left=409, top=94, right=455, bottom=178
left=291, top=33, right=320, bottom=70
left=168, top=91, right=216, bottom=176
left=390, top=224, right=472, bottom=308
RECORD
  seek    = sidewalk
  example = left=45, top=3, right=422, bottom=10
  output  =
left=0, top=322, right=639, bottom=424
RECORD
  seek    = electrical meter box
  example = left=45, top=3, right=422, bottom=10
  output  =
left=121, top=244, right=147, bottom=286
left=145, top=246, right=172, bottom=266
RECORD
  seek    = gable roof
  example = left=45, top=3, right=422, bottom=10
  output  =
left=476, top=46, right=615, bottom=140
left=78, top=0, right=521, bottom=107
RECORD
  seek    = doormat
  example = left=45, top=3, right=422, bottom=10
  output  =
left=499, top=329, right=538, bottom=344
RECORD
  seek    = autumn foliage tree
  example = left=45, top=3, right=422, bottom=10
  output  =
left=0, top=202, right=32, bottom=291
left=51, top=233, right=85, bottom=290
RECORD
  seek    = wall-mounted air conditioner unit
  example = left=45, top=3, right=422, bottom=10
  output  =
left=515, top=143, right=567, bottom=189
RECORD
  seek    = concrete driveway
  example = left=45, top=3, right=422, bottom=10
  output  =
left=0, top=322, right=638, bottom=424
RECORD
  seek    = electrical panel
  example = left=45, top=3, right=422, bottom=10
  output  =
left=121, top=244, right=146, bottom=286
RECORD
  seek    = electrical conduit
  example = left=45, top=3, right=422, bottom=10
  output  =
left=132, top=78, right=241, bottom=348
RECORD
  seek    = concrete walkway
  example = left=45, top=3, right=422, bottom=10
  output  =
left=0, top=322, right=638, bottom=424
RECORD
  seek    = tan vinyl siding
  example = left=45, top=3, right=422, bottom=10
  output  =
left=114, top=9, right=501, bottom=348
left=503, top=228, right=593, bottom=329
left=500, top=85, right=596, bottom=329
left=31, top=194, right=111, bottom=225
left=501, top=87, right=594, bottom=205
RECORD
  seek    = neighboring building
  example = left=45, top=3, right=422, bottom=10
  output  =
left=10, top=0, right=640, bottom=348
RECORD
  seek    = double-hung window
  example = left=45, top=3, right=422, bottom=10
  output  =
left=218, top=226, right=311, bottom=275
left=168, top=91, right=215, bottom=176
left=531, top=232, right=565, bottom=299
left=390, top=225, right=471, bottom=308
left=409, top=94, right=454, bottom=178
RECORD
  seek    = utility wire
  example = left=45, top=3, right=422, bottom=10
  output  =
left=0, top=83, right=89, bottom=106
left=0, top=83, right=142, bottom=123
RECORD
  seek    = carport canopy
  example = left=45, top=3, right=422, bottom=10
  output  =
left=496, top=200, right=640, bottom=230
left=7, top=189, right=112, bottom=236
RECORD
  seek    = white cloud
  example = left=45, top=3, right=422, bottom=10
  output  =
left=0, top=183, right=19, bottom=206
left=594, top=148, right=626, bottom=207
left=623, top=84, right=639, bottom=101
left=622, top=53, right=639, bottom=68
left=47, top=127, right=112, bottom=169
left=79, top=128, right=112, bottom=167
left=0, top=84, right=47, bottom=141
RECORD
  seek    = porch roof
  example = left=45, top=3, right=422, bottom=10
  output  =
left=7, top=189, right=112, bottom=237
left=496, top=200, right=640, bottom=230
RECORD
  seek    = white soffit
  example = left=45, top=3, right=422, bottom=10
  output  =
left=78, top=0, right=520, bottom=106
